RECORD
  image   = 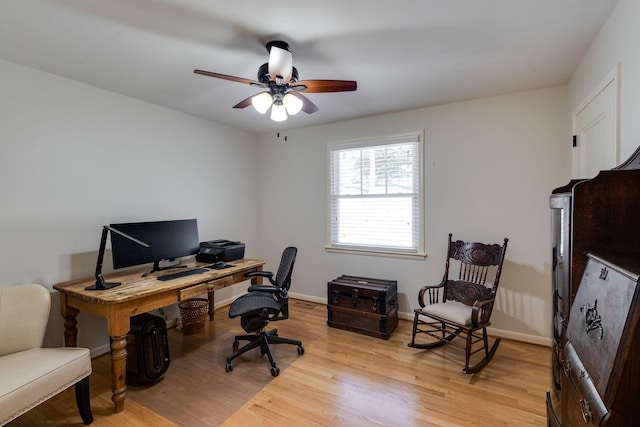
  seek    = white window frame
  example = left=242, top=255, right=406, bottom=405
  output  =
left=326, top=131, right=426, bottom=259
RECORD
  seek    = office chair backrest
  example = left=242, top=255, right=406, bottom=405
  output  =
left=275, top=247, right=297, bottom=290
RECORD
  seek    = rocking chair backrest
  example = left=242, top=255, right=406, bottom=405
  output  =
left=443, top=233, right=508, bottom=304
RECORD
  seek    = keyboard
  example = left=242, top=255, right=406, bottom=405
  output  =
left=157, top=267, right=209, bottom=281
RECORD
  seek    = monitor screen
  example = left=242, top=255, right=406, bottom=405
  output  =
left=110, top=219, right=199, bottom=270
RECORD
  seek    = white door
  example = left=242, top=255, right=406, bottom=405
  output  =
left=572, top=65, right=619, bottom=179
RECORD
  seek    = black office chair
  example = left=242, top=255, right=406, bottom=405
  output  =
left=225, top=246, right=304, bottom=377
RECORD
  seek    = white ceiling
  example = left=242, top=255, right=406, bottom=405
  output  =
left=0, top=0, right=619, bottom=134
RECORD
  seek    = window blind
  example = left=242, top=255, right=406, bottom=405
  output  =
left=329, top=133, right=422, bottom=253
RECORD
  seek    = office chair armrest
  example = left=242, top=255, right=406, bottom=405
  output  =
left=245, top=270, right=276, bottom=286
left=247, top=285, right=279, bottom=293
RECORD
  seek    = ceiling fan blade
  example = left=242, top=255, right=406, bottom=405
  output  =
left=194, top=69, right=265, bottom=87
left=232, top=95, right=255, bottom=109
left=289, top=92, right=319, bottom=114
left=291, top=79, right=357, bottom=93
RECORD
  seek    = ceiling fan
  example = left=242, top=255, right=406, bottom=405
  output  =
left=194, top=40, right=357, bottom=122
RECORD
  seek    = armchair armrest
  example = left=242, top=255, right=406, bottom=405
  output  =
left=418, top=281, right=446, bottom=308
left=470, top=297, right=495, bottom=326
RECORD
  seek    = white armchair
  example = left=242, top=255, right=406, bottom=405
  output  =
left=0, top=284, right=93, bottom=425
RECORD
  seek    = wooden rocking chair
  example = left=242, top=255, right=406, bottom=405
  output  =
left=409, top=233, right=508, bottom=374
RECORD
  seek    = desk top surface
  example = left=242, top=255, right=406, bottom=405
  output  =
left=53, top=258, right=265, bottom=304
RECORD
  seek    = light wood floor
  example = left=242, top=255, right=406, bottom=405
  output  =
left=8, top=299, right=551, bottom=426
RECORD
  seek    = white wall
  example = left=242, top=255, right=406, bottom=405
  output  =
left=0, top=59, right=259, bottom=352
left=4, top=0, right=634, bottom=353
left=257, top=86, right=570, bottom=344
left=569, top=0, right=640, bottom=159
left=7, top=33, right=611, bottom=350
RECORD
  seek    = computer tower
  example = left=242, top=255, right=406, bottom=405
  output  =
left=126, top=313, right=170, bottom=385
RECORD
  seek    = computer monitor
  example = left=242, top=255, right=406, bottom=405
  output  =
left=110, top=219, right=199, bottom=275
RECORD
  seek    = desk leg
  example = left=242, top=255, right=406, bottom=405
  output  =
left=208, top=291, right=215, bottom=321
left=110, top=334, right=128, bottom=413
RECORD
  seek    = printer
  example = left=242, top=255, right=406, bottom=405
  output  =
left=196, top=239, right=245, bottom=263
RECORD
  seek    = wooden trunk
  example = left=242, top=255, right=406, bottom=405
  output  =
left=327, top=275, right=398, bottom=339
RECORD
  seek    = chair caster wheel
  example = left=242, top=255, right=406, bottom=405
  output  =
left=226, top=362, right=233, bottom=372
left=232, top=341, right=239, bottom=351
left=297, top=345, right=304, bottom=355
left=270, top=366, right=280, bottom=377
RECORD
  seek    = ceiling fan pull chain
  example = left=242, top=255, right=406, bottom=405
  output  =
left=276, top=132, right=288, bottom=142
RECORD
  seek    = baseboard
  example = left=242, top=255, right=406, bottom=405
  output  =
left=88, top=292, right=550, bottom=357
left=486, top=327, right=552, bottom=347
left=213, top=295, right=238, bottom=309
left=91, top=343, right=111, bottom=358
left=288, top=292, right=326, bottom=305
left=289, top=292, right=551, bottom=347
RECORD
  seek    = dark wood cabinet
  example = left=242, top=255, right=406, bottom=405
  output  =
left=547, top=146, right=640, bottom=426
left=548, top=179, right=586, bottom=426
left=563, top=253, right=640, bottom=425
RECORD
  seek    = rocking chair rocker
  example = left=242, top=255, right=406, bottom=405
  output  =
left=409, top=233, right=508, bottom=374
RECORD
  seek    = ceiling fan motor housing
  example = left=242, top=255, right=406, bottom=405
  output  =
left=257, top=63, right=298, bottom=85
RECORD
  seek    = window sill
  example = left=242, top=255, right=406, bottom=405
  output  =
left=325, top=246, right=427, bottom=260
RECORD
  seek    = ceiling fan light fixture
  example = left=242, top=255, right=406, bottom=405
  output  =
left=270, top=103, right=288, bottom=122
left=251, top=92, right=273, bottom=114
left=283, top=93, right=303, bottom=115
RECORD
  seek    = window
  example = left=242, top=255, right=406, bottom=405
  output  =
left=328, top=132, right=425, bottom=257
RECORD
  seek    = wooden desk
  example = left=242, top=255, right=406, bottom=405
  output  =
left=53, top=258, right=265, bottom=413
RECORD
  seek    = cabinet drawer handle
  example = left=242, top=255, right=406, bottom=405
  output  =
left=580, top=399, right=593, bottom=423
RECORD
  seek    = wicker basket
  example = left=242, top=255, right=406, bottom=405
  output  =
left=178, top=298, right=209, bottom=334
